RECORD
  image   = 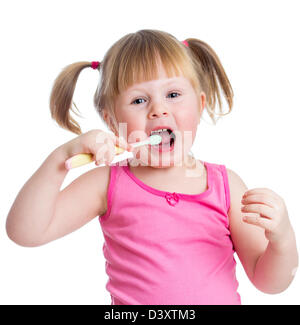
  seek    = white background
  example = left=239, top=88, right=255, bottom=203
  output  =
left=0, top=0, right=299, bottom=305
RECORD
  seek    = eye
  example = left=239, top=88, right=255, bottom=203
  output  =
left=168, top=92, right=180, bottom=98
left=131, top=98, right=146, bottom=105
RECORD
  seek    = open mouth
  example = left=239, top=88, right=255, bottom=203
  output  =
left=150, top=128, right=176, bottom=152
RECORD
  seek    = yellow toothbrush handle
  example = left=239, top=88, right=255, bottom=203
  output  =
left=114, top=146, right=125, bottom=155
left=65, top=146, right=125, bottom=170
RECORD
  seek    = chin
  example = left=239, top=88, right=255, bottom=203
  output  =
left=130, top=145, right=188, bottom=168
left=144, top=151, right=185, bottom=168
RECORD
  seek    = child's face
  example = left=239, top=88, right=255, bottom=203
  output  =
left=113, top=60, right=206, bottom=168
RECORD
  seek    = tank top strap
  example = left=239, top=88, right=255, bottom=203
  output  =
left=207, top=162, right=231, bottom=218
left=99, top=163, right=121, bottom=222
left=219, top=164, right=230, bottom=213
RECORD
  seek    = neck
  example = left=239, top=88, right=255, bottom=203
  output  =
left=128, top=154, right=203, bottom=178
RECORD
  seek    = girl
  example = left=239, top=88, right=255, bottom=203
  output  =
left=6, top=29, right=298, bottom=305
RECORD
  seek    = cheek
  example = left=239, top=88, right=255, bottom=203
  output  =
left=174, top=107, right=199, bottom=144
left=127, top=117, right=144, bottom=134
left=176, top=108, right=199, bottom=130
left=117, top=110, right=140, bottom=129
left=117, top=113, right=147, bottom=142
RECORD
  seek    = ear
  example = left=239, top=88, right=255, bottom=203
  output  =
left=198, top=91, right=206, bottom=122
left=102, top=110, right=118, bottom=135
left=200, top=91, right=206, bottom=112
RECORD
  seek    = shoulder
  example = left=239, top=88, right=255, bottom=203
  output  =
left=94, top=163, right=111, bottom=197
left=80, top=164, right=111, bottom=216
left=226, top=167, right=247, bottom=189
left=224, top=166, right=269, bottom=282
left=224, top=167, right=247, bottom=220
left=83, top=164, right=111, bottom=189
left=220, top=166, right=248, bottom=218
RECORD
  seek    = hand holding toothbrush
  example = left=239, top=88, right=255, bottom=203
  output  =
left=62, top=129, right=132, bottom=170
left=64, top=129, right=162, bottom=170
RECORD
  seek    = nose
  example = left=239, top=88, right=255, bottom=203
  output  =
left=148, top=102, right=169, bottom=119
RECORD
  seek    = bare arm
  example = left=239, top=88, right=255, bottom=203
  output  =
left=6, top=145, right=111, bottom=247
left=227, top=168, right=269, bottom=281
left=228, top=167, right=298, bottom=294
left=5, top=129, right=132, bottom=247
left=6, top=146, right=69, bottom=246
left=252, top=226, right=298, bottom=294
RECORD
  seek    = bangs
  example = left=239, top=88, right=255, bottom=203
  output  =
left=110, top=33, right=198, bottom=95
left=118, top=51, right=183, bottom=92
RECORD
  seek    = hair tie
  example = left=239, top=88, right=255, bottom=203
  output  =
left=91, top=61, right=100, bottom=69
left=182, top=40, right=189, bottom=48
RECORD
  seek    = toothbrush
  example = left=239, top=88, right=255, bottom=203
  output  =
left=65, top=134, right=162, bottom=170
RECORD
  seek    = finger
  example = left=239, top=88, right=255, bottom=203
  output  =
left=241, top=194, right=278, bottom=209
left=242, top=215, right=273, bottom=230
left=94, top=132, right=116, bottom=160
left=106, top=145, right=116, bottom=165
left=116, top=136, right=134, bottom=152
left=95, top=145, right=109, bottom=165
left=243, top=188, right=278, bottom=200
left=241, top=203, right=274, bottom=219
left=106, top=140, right=116, bottom=164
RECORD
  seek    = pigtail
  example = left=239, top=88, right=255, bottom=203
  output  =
left=49, top=61, right=100, bottom=135
left=186, top=38, right=233, bottom=120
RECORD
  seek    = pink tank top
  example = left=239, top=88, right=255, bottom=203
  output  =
left=99, top=159, right=241, bottom=305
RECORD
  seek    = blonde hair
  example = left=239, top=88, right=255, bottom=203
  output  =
left=49, top=29, right=233, bottom=135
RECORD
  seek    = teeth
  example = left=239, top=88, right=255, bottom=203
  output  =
left=150, top=128, right=170, bottom=135
left=150, top=128, right=176, bottom=148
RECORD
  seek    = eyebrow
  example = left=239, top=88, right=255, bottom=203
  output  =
left=128, top=78, right=184, bottom=92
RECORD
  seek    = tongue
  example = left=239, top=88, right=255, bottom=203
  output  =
left=158, top=131, right=171, bottom=145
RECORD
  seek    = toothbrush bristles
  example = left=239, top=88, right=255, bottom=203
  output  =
left=130, top=134, right=162, bottom=149
left=149, top=134, right=162, bottom=145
